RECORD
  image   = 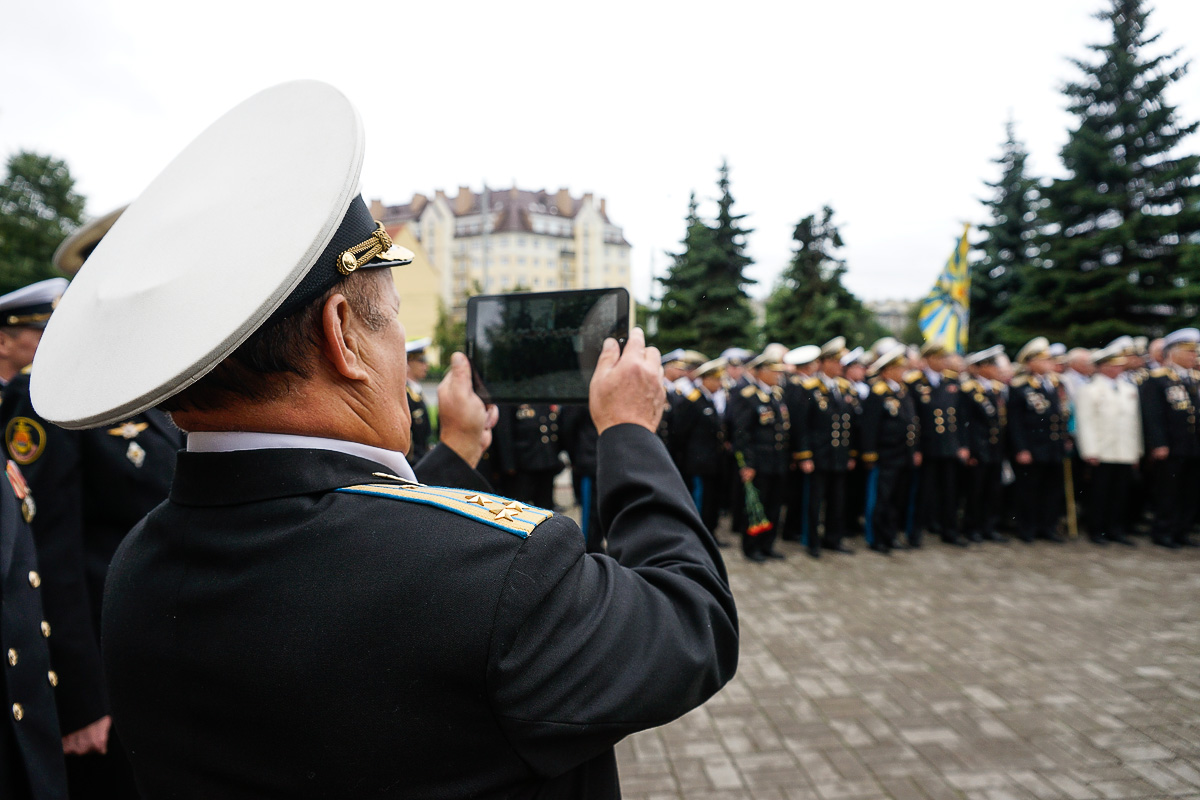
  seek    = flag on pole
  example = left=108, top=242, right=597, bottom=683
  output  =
left=918, top=223, right=972, bottom=354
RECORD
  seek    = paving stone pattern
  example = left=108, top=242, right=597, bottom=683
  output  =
left=611, top=528, right=1200, bottom=799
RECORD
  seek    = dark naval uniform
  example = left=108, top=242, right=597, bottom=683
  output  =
left=730, top=381, right=790, bottom=560
left=781, top=374, right=815, bottom=543
left=492, top=403, right=562, bottom=510
left=904, top=369, right=965, bottom=545
left=860, top=379, right=919, bottom=553
left=406, top=381, right=433, bottom=464
left=2, top=461, right=67, bottom=800
left=672, top=387, right=727, bottom=538
left=1007, top=373, right=1067, bottom=542
left=1140, top=366, right=1200, bottom=547
left=560, top=405, right=601, bottom=552
left=101, top=426, right=738, bottom=799
left=794, top=375, right=859, bottom=555
left=1, top=372, right=183, bottom=796
left=960, top=377, right=1007, bottom=542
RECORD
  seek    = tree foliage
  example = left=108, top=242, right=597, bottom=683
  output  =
left=1002, top=0, right=1200, bottom=346
left=0, top=151, right=85, bottom=295
left=970, top=121, right=1044, bottom=350
left=653, top=161, right=756, bottom=355
left=763, top=206, right=885, bottom=347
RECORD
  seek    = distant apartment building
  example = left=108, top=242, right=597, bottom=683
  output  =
left=867, top=299, right=916, bottom=337
left=370, top=186, right=632, bottom=313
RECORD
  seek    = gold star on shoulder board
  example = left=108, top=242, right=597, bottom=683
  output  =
left=464, top=494, right=492, bottom=508
left=503, top=501, right=526, bottom=511
left=492, top=507, right=521, bottom=522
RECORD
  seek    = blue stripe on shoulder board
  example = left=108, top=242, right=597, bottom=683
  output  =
left=334, top=484, right=555, bottom=539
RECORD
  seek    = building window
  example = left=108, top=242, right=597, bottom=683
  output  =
left=517, top=237, right=526, bottom=248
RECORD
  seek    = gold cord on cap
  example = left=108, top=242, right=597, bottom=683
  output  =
left=336, top=222, right=396, bottom=276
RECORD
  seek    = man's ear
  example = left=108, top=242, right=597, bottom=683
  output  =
left=320, top=293, right=370, bottom=381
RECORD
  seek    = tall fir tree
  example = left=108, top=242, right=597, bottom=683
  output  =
left=1002, top=0, right=1200, bottom=346
left=0, top=151, right=85, bottom=294
left=654, top=162, right=757, bottom=355
left=763, top=206, right=885, bottom=347
left=970, top=120, right=1043, bottom=350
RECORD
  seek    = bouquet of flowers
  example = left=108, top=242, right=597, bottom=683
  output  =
left=736, top=452, right=772, bottom=536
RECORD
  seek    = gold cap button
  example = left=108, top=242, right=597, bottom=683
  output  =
left=6, top=649, right=16, bottom=667
left=12, top=703, right=23, bottom=722
left=47, top=670, right=58, bottom=687
left=40, top=621, right=50, bottom=638
left=27, top=571, right=40, bottom=588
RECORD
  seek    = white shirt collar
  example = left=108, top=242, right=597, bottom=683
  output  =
left=924, top=368, right=940, bottom=387
left=187, top=431, right=417, bottom=483
left=886, top=378, right=901, bottom=392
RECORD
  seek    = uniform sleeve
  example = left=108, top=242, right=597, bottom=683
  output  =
left=1, top=382, right=109, bottom=734
left=1139, top=378, right=1168, bottom=452
left=413, top=444, right=494, bottom=493
left=859, top=391, right=882, bottom=465
left=1007, top=386, right=1031, bottom=455
left=1073, top=384, right=1097, bottom=461
left=486, top=424, right=738, bottom=777
left=729, top=391, right=757, bottom=471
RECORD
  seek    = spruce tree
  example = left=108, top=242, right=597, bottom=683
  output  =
left=971, top=121, right=1043, bottom=350
left=653, top=193, right=711, bottom=351
left=0, top=151, right=85, bottom=294
left=1003, top=0, right=1200, bottom=346
left=763, top=206, right=885, bottom=347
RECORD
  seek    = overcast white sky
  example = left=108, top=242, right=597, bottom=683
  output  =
left=4, top=0, right=1199, bottom=305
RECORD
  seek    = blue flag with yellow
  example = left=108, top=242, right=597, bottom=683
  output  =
left=918, top=223, right=971, bottom=354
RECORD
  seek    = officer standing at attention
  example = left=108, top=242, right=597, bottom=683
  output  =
left=1007, top=337, right=1070, bottom=543
left=860, top=345, right=921, bottom=555
left=794, top=337, right=858, bottom=558
left=780, top=344, right=819, bottom=544
left=2, top=453, right=66, bottom=800
left=730, top=349, right=791, bottom=562
left=960, top=346, right=1008, bottom=543
left=405, top=337, right=433, bottom=463
left=671, top=358, right=730, bottom=544
left=1075, top=345, right=1141, bottom=546
left=1139, top=327, right=1200, bottom=549
left=905, top=341, right=969, bottom=547
left=30, top=81, right=737, bottom=800
left=1, top=232, right=184, bottom=800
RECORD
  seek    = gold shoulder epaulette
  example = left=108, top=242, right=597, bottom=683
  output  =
left=406, top=384, right=422, bottom=402
left=801, top=376, right=821, bottom=391
left=1151, top=367, right=1171, bottom=378
left=740, top=384, right=758, bottom=398
left=19, top=364, right=32, bottom=376
left=836, top=377, right=852, bottom=391
left=687, top=388, right=701, bottom=402
left=1010, top=375, right=1029, bottom=387
left=903, top=370, right=923, bottom=384
left=336, top=483, right=552, bottom=539
left=961, top=379, right=978, bottom=393
left=1047, top=373, right=1061, bottom=386
left=942, top=369, right=959, bottom=380
left=788, top=374, right=803, bottom=386
left=872, top=381, right=890, bottom=395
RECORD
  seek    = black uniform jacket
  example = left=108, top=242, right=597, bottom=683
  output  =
left=961, top=378, right=1006, bottom=464
left=406, top=382, right=433, bottom=464
left=859, top=379, right=919, bottom=468
left=671, top=388, right=726, bottom=477
left=493, top=403, right=562, bottom=473
left=0, top=373, right=183, bottom=734
left=2, top=462, right=67, bottom=800
left=1006, top=373, right=1067, bottom=463
left=102, top=425, right=738, bottom=799
left=794, top=376, right=858, bottom=472
left=904, top=369, right=963, bottom=458
left=1140, top=366, right=1200, bottom=457
left=730, top=382, right=790, bottom=475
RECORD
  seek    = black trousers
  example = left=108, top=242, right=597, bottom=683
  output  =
left=782, top=468, right=807, bottom=540
left=741, top=472, right=783, bottom=557
left=919, top=456, right=960, bottom=539
left=1150, top=456, right=1200, bottom=544
left=509, top=468, right=558, bottom=511
left=686, top=473, right=722, bottom=537
left=1088, top=462, right=1132, bottom=539
left=965, top=462, right=1002, bottom=538
left=806, top=470, right=849, bottom=551
left=572, top=471, right=604, bottom=553
left=1014, top=461, right=1063, bottom=539
left=865, top=465, right=910, bottom=550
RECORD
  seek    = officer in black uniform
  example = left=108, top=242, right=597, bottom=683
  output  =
left=491, top=402, right=562, bottom=510
left=794, top=337, right=859, bottom=557
left=961, top=346, right=1008, bottom=543
left=1007, top=337, right=1069, bottom=543
left=860, top=345, right=921, bottom=555
left=1140, top=327, right=1200, bottom=548
left=0, top=280, right=69, bottom=402
left=2, top=458, right=67, bottom=800
left=780, top=344, right=820, bottom=543
left=559, top=404, right=601, bottom=551
left=730, top=349, right=791, bottom=562
left=905, top=341, right=969, bottom=547
left=671, top=358, right=729, bottom=543
left=406, top=337, right=433, bottom=463
left=32, top=82, right=737, bottom=800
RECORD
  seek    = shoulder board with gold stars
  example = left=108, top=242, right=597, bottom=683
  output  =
left=903, top=370, right=923, bottom=384
left=686, top=388, right=701, bottom=402
left=740, top=384, right=758, bottom=398
left=871, top=380, right=890, bottom=396
left=334, top=483, right=553, bottom=538
left=801, top=377, right=821, bottom=391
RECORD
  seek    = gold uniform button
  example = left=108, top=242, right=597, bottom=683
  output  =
left=12, top=703, right=23, bottom=722
left=539, top=425, right=547, bottom=433
left=6, top=649, right=16, bottom=667
left=40, top=621, right=50, bottom=638
left=27, top=571, right=40, bottom=589
left=47, top=671, right=58, bottom=688
left=540, top=436, right=549, bottom=444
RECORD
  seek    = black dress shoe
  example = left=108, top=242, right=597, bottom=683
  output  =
left=715, top=538, right=732, bottom=549
left=985, top=532, right=1009, bottom=543
left=968, top=532, right=983, bottom=543
left=806, top=548, right=821, bottom=559
left=827, top=543, right=855, bottom=555
left=1110, top=534, right=1136, bottom=547
left=765, top=549, right=787, bottom=560
left=1180, top=538, right=1200, bottom=548
left=1153, top=538, right=1182, bottom=550
left=868, top=542, right=891, bottom=555
left=780, top=534, right=803, bottom=543
left=942, top=535, right=970, bottom=548
left=1019, top=534, right=1035, bottom=543
left=746, top=551, right=769, bottom=563
left=1041, top=532, right=1066, bottom=543
left=1089, top=535, right=1109, bottom=546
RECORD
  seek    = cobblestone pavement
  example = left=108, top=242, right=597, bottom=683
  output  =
left=607, top=519, right=1200, bottom=800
